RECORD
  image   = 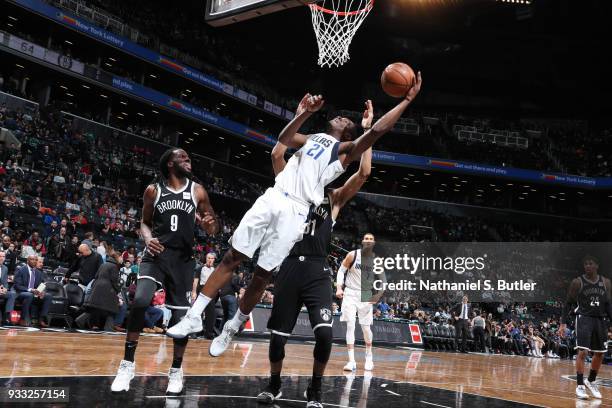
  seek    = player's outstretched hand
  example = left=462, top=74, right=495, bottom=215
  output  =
left=146, top=237, right=165, bottom=256
left=306, top=94, right=325, bottom=113
left=405, top=71, right=422, bottom=102
left=296, top=93, right=312, bottom=116
left=361, top=100, right=373, bottom=129
left=198, top=211, right=218, bottom=235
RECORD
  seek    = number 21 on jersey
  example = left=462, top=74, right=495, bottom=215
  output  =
left=306, top=143, right=325, bottom=160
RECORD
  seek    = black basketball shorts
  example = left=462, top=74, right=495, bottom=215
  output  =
left=575, top=314, right=609, bottom=353
left=139, top=248, right=195, bottom=310
left=267, top=256, right=334, bottom=337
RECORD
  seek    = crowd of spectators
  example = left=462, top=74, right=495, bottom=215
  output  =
left=39, top=0, right=612, bottom=178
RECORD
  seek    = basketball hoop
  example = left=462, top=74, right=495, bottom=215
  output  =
left=308, top=0, right=374, bottom=68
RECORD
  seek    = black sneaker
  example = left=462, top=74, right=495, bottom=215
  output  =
left=304, top=386, right=323, bottom=408
left=256, top=384, right=282, bottom=404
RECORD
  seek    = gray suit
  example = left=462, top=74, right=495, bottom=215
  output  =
left=0, top=265, right=16, bottom=323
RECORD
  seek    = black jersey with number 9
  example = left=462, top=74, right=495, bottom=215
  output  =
left=151, top=180, right=196, bottom=253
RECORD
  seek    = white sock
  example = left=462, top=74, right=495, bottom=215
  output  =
left=188, top=294, right=212, bottom=318
left=348, top=349, right=355, bottom=363
left=229, top=308, right=249, bottom=330
left=365, top=346, right=373, bottom=360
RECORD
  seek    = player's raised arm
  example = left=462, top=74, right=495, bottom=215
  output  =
left=194, top=184, right=219, bottom=236
left=141, top=184, right=164, bottom=256
left=338, top=72, right=422, bottom=167
left=559, top=277, right=581, bottom=336
left=331, top=100, right=374, bottom=217
left=278, top=93, right=324, bottom=148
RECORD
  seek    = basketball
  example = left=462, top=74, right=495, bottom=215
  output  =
left=381, top=62, right=416, bottom=98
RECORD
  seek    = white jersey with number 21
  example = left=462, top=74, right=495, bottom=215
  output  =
left=274, top=133, right=345, bottom=206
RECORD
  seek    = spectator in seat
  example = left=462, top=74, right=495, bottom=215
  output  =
left=14, top=254, right=52, bottom=327
left=0, top=251, right=16, bottom=325
left=24, top=231, right=46, bottom=257
left=1, top=235, right=16, bottom=273
left=75, top=244, right=122, bottom=332
left=63, top=243, right=103, bottom=288
left=1, top=220, right=12, bottom=237
left=143, top=289, right=165, bottom=334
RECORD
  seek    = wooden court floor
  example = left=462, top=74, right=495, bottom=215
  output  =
left=0, top=329, right=610, bottom=407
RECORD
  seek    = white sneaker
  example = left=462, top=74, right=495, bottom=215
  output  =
left=585, top=380, right=602, bottom=399
left=576, top=385, right=590, bottom=400
left=364, top=358, right=374, bottom=371
left=111, top=360, right=135, bottom=392
left=166, top=315, right=202, bottom=339
left=166, top=367, right=184, bottom=395
left=343, top=361, right=356, bottom=371
left=209, top=320, right=238, bottom=357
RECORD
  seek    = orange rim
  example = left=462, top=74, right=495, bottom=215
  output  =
left=309, top=0, right=374, bottom=17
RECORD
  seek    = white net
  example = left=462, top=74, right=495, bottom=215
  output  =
left=308, top=0, right=374, bottom=68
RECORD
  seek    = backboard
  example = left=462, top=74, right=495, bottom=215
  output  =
left=205, top=0, right=306, bottom=26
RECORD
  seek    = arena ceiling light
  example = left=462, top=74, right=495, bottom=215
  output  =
left=530, top=189, right=537, bottom=192
left=109, top=57, right=116, bottom=62
left=100, top=94, right=108, bottom=98
left=193, top=132, right=200, bottom=136
left=152, top=110, right=159, bottom=114
left=137, top=112, right=144, bottom=117
left=149, top=74, right=157, bottom=78
left=379, top=170, right=386, bottom=173
left=218, top=136, right=224, bottom=140
left=66, top=93, right=73, bottom=97
left=518, top=196, right=525, bottom=200
left=81, top=84, right=90, bottom=89
left=423, top=173, right=431, bottom=176
left=59, top=85, right=67, bottom=90
left=104, top=63, right=112, bottom=67
left=15, top=64, right=24, bottom=68
left=577, top=191, right=584, bottom=195
left=120, top=101, right=127, bottom=105
left=549, top=195, right=557, bottom=199
left=121, top=112, right=128, bottom=116
left=7, top=23, right=13, bottom=27
left=202, top=128, right=208, bottom=132
left=8, top=16, right=17, bottom=21
left=64, top=40, right=73, bottom=45
left=507, top=183, right=514, bottom=186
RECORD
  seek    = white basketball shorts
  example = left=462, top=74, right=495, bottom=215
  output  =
left=229, top=187, right=309, bottom=271
left=340, top=287, right=373, bottom=325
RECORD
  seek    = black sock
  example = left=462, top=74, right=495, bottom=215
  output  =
left=172, top=356, right=183, bottom=369
left=270, top=373, right=281, bottom=390
left=588, top=369, right=598, bottom=383
left=124, top=340, right=138, bottom=362
left=577, top=373, right=584, bottom=385
left=311, top=374, right=323, bottom=391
